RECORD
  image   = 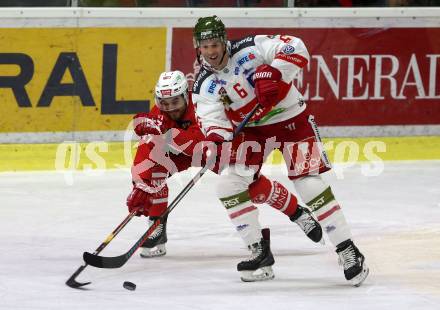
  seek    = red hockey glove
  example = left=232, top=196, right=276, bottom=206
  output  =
left=253, top=64, right=282, bottom=109
left=126, top=187, right=151, bottom=217
left=133, top=113, right=166, bottom=137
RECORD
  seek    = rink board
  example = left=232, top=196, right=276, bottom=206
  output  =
left=0, top=7, right=439, bottom=143
left=0, top=136, right=439, bottom=172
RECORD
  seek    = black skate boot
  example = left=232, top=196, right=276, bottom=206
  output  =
left=290, top=205, right=323, bottom=243
left=336, top=239, right=369, bottom=286
left=237, top=228, right=275, bottom=282
left=140, top=215, right=168, bottom=258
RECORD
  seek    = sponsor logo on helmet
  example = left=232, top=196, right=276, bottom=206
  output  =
left=282, top=45, right=295, bottom=55
left=160, top=89, right=172, bottom=96
left=200, top=30, right=213, bottom=38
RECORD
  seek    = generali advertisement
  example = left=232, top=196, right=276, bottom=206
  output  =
left=172, top=27, right=440, bottom=127
left=0, top=27, right=166, bottom=133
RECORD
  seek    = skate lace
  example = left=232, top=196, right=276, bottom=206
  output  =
left=296, top=212, right=316, bottom=235
left=338, top=245, right=357, bottom=270
left=148, top=223, right=163, bottom=240
left=244, top=244, right=263, bottom=262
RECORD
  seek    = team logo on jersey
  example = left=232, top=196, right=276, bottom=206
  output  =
left=219, top=87, right=232, bottom=109
left=282, top=45, right=295, bottom=55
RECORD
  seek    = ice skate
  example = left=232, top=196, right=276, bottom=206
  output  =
left=336, top=239, right=369, bottom=287
left=237, top=228, right=275, bottom=282
left=140, top=216, right=168, bottom=258
left=290, top=205, right=323, bottom=243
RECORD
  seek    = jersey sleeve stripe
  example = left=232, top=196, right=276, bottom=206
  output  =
left=274, top=52, right=308, bottom=68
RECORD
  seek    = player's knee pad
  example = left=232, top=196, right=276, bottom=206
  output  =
left=249, top=175, right=298, bottom=216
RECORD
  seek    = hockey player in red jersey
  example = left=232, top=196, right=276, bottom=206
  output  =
left=126, top=70, right=204, bottom=258
left=192, top=16, right=369, bottom=286
left=126, top=71, right=322, bottom=280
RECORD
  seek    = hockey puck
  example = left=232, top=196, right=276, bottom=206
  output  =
left=123, top=281, right=136, bottom=291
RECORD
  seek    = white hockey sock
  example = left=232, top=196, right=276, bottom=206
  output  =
left=294, top=176, right=352, bottom=247
left=219, top=190, right=262, bottom=246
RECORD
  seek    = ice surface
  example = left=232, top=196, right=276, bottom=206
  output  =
left=0, top=161, right=439, bottom=310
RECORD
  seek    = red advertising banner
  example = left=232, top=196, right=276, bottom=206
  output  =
left=171, top=28, right=440, bottom=126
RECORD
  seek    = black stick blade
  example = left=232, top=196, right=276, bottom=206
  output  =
left=83, top=251, right=127, bottom=269
left=65, top=278, right=91, bottom=288
left=65, top=264, right=91, bottom=288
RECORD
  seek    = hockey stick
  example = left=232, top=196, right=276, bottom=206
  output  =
left=83, top=104, right=262, bottom=269
left=65, top=207, right=140, bottom=288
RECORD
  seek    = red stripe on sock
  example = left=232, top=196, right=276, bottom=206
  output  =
left=230, top=206, right=257, bottom=219
left=317, top=205, right=341, bottom=221
left=283, top=194, right=298, bottom=216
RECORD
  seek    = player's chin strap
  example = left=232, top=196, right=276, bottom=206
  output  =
left=82, top=104, right=262, bottom=270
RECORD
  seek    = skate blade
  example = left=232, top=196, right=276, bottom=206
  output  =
left=240, top=266, right=275, bottom=282
left=140, top=244, right=166, bottom=258
left=350, top=264, right=369, bottom=287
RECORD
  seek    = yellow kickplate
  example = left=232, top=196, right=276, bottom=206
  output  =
left=1, top=136, right=439, bottom=172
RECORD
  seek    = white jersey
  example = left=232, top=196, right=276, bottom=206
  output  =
left=192, top=34, right=309, bottom=140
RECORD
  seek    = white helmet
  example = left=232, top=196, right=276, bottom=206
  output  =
left=154, top=70, right=188, bottom=111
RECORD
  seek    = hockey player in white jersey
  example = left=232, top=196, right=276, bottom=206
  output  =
left=128, top=71, right=323, bottom=279
left=192, top=16, right=369, bottom=286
